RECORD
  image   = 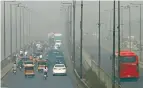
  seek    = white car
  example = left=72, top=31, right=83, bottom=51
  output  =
left=53, top=64, right=67, bottom=76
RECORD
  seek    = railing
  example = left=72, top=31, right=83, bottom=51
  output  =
left=1, top=55, right=15, bottom=70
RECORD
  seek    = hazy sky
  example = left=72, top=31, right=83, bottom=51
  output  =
left=1, top=1, right=143, bottom=60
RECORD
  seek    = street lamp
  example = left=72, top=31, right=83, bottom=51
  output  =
left=9, top=3, right=21, bottom=57
left=24, top=7, right=31, bottom=47
left=3, top=1, right=16, bottom=60
left=61, top=3, right=72, bottom=59
left=18, top=5, right=25, bottom=49
left=62, top=1, right=76, bottom=69
left=130, top=3, right=143, bottom=62
left=13, top=3, right=21, bottom=53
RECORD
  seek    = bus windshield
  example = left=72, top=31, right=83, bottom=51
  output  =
left=120, top=56, right=136, bottom=63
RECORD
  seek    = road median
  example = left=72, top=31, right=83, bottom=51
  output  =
left=79, top=48, right=120, bottom=88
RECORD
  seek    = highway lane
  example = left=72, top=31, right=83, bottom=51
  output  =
left=82, top=35, right=143, bottom=88
left=2, top=49, right=75, bottom=88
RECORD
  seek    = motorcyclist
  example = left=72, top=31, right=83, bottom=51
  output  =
left=25, top=51, right=28, bottom=56
left=20, top=49, right=23, bottom=56
left=18, top=59, right=23, bottom=68
left=13, top=62, right=17, bottom=72
left=43, top=66, right=48, bottom=77
left=40, top=55, right=42, bottom=59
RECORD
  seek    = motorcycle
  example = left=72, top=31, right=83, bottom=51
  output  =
left=19, top=66, right=22, bottom=71
left=13, top=69, right=16, bottom=75
left=43, top=72, right=47, bottom=80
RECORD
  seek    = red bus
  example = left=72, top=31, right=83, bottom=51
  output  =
left=115, top=50, right=139, bottom=79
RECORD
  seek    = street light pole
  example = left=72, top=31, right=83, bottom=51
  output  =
left=112, top=1, right=116, bottom=88
left=128, top=6, right=131, bottom=51
left=120, top=6, right=124, bottom=45
left=130, top=3, right=142, bottom=61
left=98, top=0, right=101, bottom=77
left=80, top=0, right=83, bottom=79
left=22, top=7, right=25, bottom=48
left=4, top=1, right=6, bottom=59
left=73, top=0, right=76, bottom=68
left=10, top=4, right=13, bottom=57
left=19, top=6, right=22, bottom=49
left=117, top=0, right=121, bottom=87
left=69, top=6, right=72, bottom=46
left=15, top=5, right=18, bottom=53
left=29, top=11, right=31, bottom=44
left=139, top=5, right=142, bottom=62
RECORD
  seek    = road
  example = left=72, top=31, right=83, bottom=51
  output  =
left=82, top=35, right=143, bottom=88
left=2, top=47, right=77, bottom=88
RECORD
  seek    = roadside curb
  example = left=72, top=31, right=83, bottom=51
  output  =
left=74, top=69, right=90, bottom=88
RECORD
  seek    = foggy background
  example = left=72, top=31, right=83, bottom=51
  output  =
left=1, top=1, right=143, bottom=61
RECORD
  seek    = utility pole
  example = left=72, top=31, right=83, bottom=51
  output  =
left=117, top=0, right=121, bottom=87
left=98, top=0, right=101, bottom=77
left=73, top=0, right=76, bottom=68
left=80, top=0, right=83, bottom=79
left=112, top=1, right=116, bottom=88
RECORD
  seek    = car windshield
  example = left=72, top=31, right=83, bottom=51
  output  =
left=56, top=56, right=64, bottom=59
left=25, top=62, right=33, bottom=64
left=55, top=64, right=65, bottom=67
left=25, top=67, right=33, bottom=70
left=120, top=56, right=136, bottom=63
left=38, top=62, right=46, bottom=65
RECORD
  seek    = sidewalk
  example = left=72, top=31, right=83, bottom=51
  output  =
left=1, top=63, right=13, bottom=79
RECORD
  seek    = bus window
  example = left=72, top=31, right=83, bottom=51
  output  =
left=120, top=56, right=136, bottom=63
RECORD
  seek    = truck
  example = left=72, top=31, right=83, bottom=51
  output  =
left=54, top=33, right=62, bottom=46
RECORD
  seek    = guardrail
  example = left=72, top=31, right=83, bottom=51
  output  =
left=1, top=55, right=16, bottom=79
left=1, top=55, right=15, bottom=70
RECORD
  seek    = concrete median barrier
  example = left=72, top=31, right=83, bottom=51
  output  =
left=81, top=49, right=120, bottom=88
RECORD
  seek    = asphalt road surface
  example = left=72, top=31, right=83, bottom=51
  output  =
left=2, top=48, right=76, bottom=88
left=82, top=35, right=143, bottom=88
